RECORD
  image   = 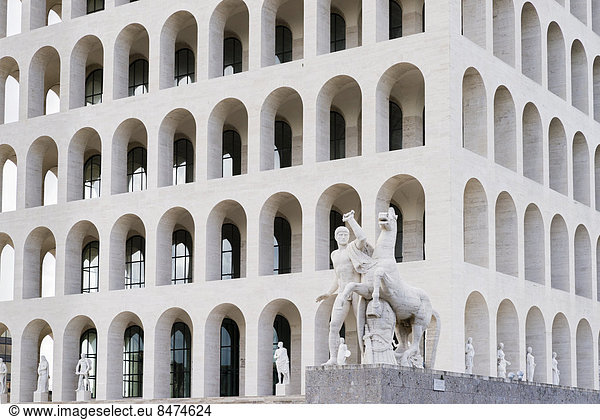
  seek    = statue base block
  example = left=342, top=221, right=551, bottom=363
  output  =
left=306, top=364, right=600, bottom=404
left=33, top=391, right=49, bottom=403
left=0, top=394, right=8, bottom=404
left=275, top=383, right=289, bottom=396
left=76, top=390, right=92, bottom=402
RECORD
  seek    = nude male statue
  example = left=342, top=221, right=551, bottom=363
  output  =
left=316, top=210, right=372, bottom=365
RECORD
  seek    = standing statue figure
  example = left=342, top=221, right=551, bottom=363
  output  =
left=317, top=208, right=440, bottom=369
left=273, top=342, right=290, bottom=385
left=75, top=353, right=92, bottom=392
left=552, top=352, right=560, bottom=385
left=0, top=358, right=7, bottom=394
left=465, top=337, right=475, bottom=374
left=35, top=356, right=49, bottom=393
left=316, top=210, right=373, bottom=365
left=526, top=347, right=536, bottom=382
left=337, top=338, right=351, bottom=365
left=497, top=343, right=511, bottom=379
left=363, top=299, right=397, bottom=365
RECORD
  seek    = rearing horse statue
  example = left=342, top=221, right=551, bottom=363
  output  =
left=338, top=207, right=440, bottom=368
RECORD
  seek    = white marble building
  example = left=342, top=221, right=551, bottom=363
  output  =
left=0, top=0, right=598, bottom=403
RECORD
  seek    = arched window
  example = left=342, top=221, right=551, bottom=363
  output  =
left=123, top=325, right=143, bottom=398
left=221, top=224, right=240, bottom=280
left=81, top=241, right=99, bottom=293
left=390, top=204, right=403, bottom=262
left=172, top=230, right=192, bottom=284
left=83, top=154, right=101, bottom=199
left=170, top=322, right=191, bottom=398
left=389, top=101, right=403, bottom=150
left=272, top=315, right=290, bottom=394
left=80, top=328, right=97, bottom=398
left=274, top=216, right=291, bottom=274
left=330, top=13, right=346, bottom=52
left=87, top=0, right=104, bottom=14
left=173, top=138, right=194, bottom=185
left=175, top=48, right=195, bottom=86
left=127, top=147, right=147, bottom=192
left=389, top=0, right=403, bottom=39
left=220, top=318, right=239, bottom=397
left=275, top=25, right=293, bottom=63
left=274, top=120, right=292, bottom=169
left=330, top=111, right=345, bottom=160
left=85, top=69, right=103, bottom=105
left=125, top=235, right=145, bottom=288
left=222, top=130, right=241, bottom=177
left=223, top=37, right=242, bottom=75
left=329, top=210, right=344, bottom=269
left=128, top=59, right=149, bottom=96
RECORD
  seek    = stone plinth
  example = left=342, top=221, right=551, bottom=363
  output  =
left=76, top=390, right=92, bottom=402
left=0, top=394, right=8, bottom=404
left=33, top=391, right=49, bottom=403
left=275, top=383, right=289, bottom=396
left=306, top=365, right=600, bottom=404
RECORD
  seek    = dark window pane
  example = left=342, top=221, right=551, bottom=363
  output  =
left=330, top=111, right=345, bottom=160
left=331, top=13, right=346, bottom=52
left=274, top=121, right=292, bottom=168
left=220, top=319, right=239, bottom=396
left=389, top=0, right=403, bottom=39
left=273, top=217, right=291, bottom=274
left=128, top=59, right=148, bottom=97
left=175, top=48, right=195, bottom=86
left=173, top=138, right=194, bottom=185
left=275, top=26, right=293, bottom=63
left=223, top=38, right=242, bottom=75
left=329, top=210, right=344, bottom=269
left=221, top=224, right=240, bottom=279
left=389, top=101, right=403, bottom=151
left=222, top=130, right=242, bottom=177
left=123, top=326, right=143, bottom=398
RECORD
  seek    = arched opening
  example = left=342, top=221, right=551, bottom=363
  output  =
left=25, top=136, right=58, bottom=208
left=157, top=108, right=196, bottom=187
left=160, top=11, right=198, bottom=89
left=521, top=3, right=541, bottom=83
left=22, top=227, right=55, bottom=299
left=0, top=144, right=17, bottom=211
left=67, top=127, right=101, bottom=201
left=524, top=204, right=544, bottom=285
left=0, top=234, right=14, bottom=301
left=207, top=98, right=248, bottom=179
left=495, top=192, right=518, bottom=277
left=462, top=68, right=486, bottom=157
left=316, top=0, right=362, bottom=55
left=571, top=40, right=589, bottom=114
left=28, top=46, right=61, bottom=118
left=550, top=215, right=569, bottom=292
left=522, top=103, right=543, bottom=183
left=156, top=207, right=195, bottom=286
left=376, top=63, right=425, bottom=152
left=108, top=214, right=145, bottom=290
left=19, top=320, right=53, bottom=402
left=61, top=316, right=97, bottom=401
left=573, top=132, right=590, bottom=206
left=496, top=299, right=519, bottom=376
left=259, top=192, right=302, bottom=275
left=494, top=86, right=516, bottom=171
left=574, top=225, right=592, bottom=299
left=206, top=201, right=247, bottom=281
left=549, top=118, right=568, bottom=195
left=111, top=119, right=148, bottom=195
left=493, top=0, right=515, bottom=66
left=316, top=75, right=362, bottom=161
left=261, top=0, right=304, bottom=67
left=64, top=220, right=99, bottom=295
left=576, top=319, right=593, bottom=388
left=260, top=87, right=303, bottom=170
left=464, top=292, right=490, bottom=376
left=0, top=57, right=19, bottom=124
left=525, top=307, right=546, bottom=382
left=70, top=35, right=104, bottom=109
left=208, top=0, right=249, bottom=78
left=552, top=313, right=571, bottom=386
left=113, top=24, right=149, bottom=99
left=204, top=304, right=245, bottom=397
left=461, top=0, right=486, bottom=47
left=547, top=22, right=566, bottom=99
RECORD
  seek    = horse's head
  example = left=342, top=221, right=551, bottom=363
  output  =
left=378, top=207, right=398, bottom=232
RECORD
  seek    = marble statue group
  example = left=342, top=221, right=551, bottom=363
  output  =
left=316, top=208, right=440, bottom=368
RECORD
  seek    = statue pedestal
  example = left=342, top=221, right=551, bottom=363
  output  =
left=76, top=390, right=92, bottom=402
left=275, top=383, right=289, bottom=396
left=0, top=394, right=8, bottom=404
left=33, top=391, right=49, bottom=403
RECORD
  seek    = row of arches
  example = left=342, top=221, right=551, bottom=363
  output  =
left=462, top=0, right=600, bottom=120
left=462, top=68, right=600, bottom=209
left=465, top=291, right=598, bottom=389
left=0, top=174, right=426, bottom=301
left=464, top=179, right=599, bottom=300
left=0, top=0, right=427, bottom=121
left=0, top=64, right=425, bottom=210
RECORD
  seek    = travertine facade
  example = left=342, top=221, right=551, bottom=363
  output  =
left=0, top=0, right=598, bottom=403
